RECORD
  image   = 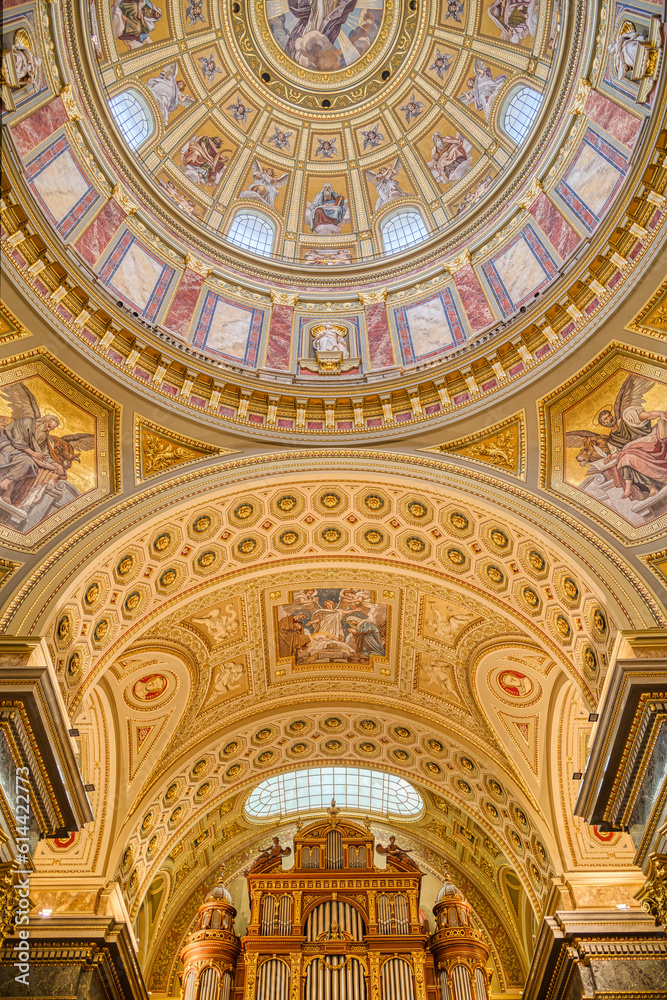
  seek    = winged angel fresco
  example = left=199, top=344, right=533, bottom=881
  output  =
left=0, top=383, right=94, bottom=530
left=565, top=374, right=667, bottom=517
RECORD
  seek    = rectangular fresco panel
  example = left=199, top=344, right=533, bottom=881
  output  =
left=482, top=226, right=558, bottom=317
left=26, top=137, right=99, bottom=239
left=394, top=291, right=466, bottom=365
left=275, top=588, right=388, bottom=667
left=193, top=292, right=264, bottom=365
left=556, top=128, right=628, bottom=233
left=98, top=231, right=176, bottom=323
left=540, top=345, right=667, bottom=544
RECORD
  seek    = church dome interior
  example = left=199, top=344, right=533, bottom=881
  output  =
left=0, top=0, right=666, bottom=994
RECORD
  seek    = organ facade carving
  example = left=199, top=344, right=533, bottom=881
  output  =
left=179, top=806, right=491, bottom=1000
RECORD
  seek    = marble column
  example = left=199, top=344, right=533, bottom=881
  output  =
left=359, top=290, right=395, bottom=370
left=265, top=290, right=297, bottom=370
left=163, top=257, right=210, bottom=338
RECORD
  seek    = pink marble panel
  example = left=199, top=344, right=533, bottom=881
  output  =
left=11, top=98, right=68, bottom=158
left=75, top=199, right=126, bottom=266
left=365, top=302, right=395, bottom=369
left=265, top=303, right=293, bottom=369
left=529, top=193, right=581, bottom=260
left=163, top=269, right=204, bottom=337
left=452, top=266, right=494, bottom=333
left=584, top=89, right=642, bottom=149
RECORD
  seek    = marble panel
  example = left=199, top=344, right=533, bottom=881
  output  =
left=556, top=129, right=628, bottom=232
left=453, top=265, right=495, bottom=333
left=27, top=140, right=99, bottom=239
left=75, top=199, right=126, bottom=266
left=265, top=303, right=293, bottom=369
left=164, top=269, right=204, bottom=338
left=193, top=291, right=264, bottom=365
left=365, top=302, right=395, bottom=369
left=584, top=88, right=642, bottom=149
left=529, top=193, right=581, bottom=261
left=394, top=290, right=466, bottom=365
left=98, top=231, right=176, bottom=323
left=482, top=226, right=558, bottom=317
left=10, top=97, right=68, bottom=158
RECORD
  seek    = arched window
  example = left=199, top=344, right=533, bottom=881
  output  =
left=381, top=210, right=429, bottom=254
left=109, top=89, right=153, bottom=149
left=502, top=86, right=543, bottom=145
left=244, top=767, right=423, bottom=820
left=227, top=211, right=275, bottom=257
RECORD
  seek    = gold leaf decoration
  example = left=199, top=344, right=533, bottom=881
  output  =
left=134, top=415, right=237, bottom=483
left=422, top=411, right=526, bottom=479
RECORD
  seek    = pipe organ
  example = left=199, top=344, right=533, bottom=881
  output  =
left=179, top=805, right=492, bottom=1000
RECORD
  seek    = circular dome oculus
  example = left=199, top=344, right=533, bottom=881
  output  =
left=244, top=766, right=424, bottom=819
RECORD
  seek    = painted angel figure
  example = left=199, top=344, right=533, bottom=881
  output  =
left=239, top=160, right=289, bottom=208
left=315, top=137, right=338, bottom=158
left=111, top=0, right=163, bottom=48
left=198, top=52, right=223, bottom=84
left=365, top=158, right=407, bottom=211
left=565, top=374, right=667, bottom=501
left=0, top=383, right=94, bottom=524
left=399, top=93, right=425, bottom=123
left=458, top=59, right=507, bottom=121
left=429, top=49, right=452, bottom=80
left=228, top=98, right=253, bottom=125
left=360, top=122, right=384, bottom=149
left=185, top=0, right=205, bottom=25
left=444, top=0, right=464, bottom=20
left=268, top=125, right=293, bottom=150
left=146, top=63, right=194, bottom=127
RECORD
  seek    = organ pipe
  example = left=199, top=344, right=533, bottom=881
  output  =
left=382, top=958, right=414, bottom=1000
left=305, top=956, right=366, bottom=1000
left=305, top=900, right=364, bottom=940
left=198, top=968, right=219, bottom=1000
left=257, top=958, right=289, bottom=1000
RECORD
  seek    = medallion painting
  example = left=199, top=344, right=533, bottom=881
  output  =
left=0, top=351, right=118, bottom=550
left=275, top=588, right=388, bottom=666
left=540, top=346, right=667, bottom=543
left=267, top=0, right=383, bottom=70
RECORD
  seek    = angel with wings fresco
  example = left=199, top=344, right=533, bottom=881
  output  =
left=239, top=160, right=289, bottom=208
left=566, top=374, right=667, bottom=503
left=365, top=158, right=407, bottom=211
left=0, top=383, right=94, bottom=528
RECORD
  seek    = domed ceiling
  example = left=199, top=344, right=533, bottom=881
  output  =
left=92, top=0, right=560, bottom=262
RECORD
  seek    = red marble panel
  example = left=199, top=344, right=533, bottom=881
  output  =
left=265, top=303, right=293, bottom=370
left=529, top=192, right=581, bottom=260
left=163, top=268, right=204, bottom=337
left=365, top=302, right=395, bottom=369
left=584, top=89, right=642, bottom=149
left=75, top=199, right=126, bottom=266
left=452, top=265, right=494, bottom=333
left=11, top=97, right=68, bottom=158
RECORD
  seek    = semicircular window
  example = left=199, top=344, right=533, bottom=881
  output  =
left=245, top=767, right=423, bottom=820
left=380, top=210, right=429, bottom=254
left=503, top=86, right=543, bottom=145
left=227, top=211, right=275, bottom=257
left=109, top=90, right=153, bottom=150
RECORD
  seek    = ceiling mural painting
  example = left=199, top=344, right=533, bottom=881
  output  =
left=540, top=342, right=667, bottom=544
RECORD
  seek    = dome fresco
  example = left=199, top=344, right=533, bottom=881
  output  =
left=1, top=0, right=664, bottom=439
left=94, top=0, right=559, bottom=262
